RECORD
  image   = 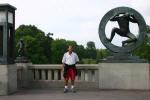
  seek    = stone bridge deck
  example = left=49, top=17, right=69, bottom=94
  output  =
left=1, top=89, right=150, bottom=100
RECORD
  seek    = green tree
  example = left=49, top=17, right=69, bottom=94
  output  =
left=86, top=41, right=97, bottom=59
left=72, top=45, right=86, bottom=64
left=96, top=49, right=113, bottom=62
left=51, top=39, right=75, bottom=64
left=15, top=24, right=53, bottom=64
left=51, top=39, right=86, bottom=64
left=96, top=49, right=105, bottom=60
left=133, top=25, right=150, bottom=62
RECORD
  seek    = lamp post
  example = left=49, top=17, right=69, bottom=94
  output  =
left=0, top=3, right=16, bottom=64
left=0, top=4, right=17, bottom=95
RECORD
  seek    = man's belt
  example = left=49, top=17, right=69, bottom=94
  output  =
left=65, top=64, right=75, bottom=67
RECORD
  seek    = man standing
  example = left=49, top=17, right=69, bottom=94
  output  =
left=62, top=45, right=79, bottom=93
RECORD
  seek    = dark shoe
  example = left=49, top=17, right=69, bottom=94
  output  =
left=71, top=88, right=76, bottom=93
left=64, top=88, right=68, bottom=93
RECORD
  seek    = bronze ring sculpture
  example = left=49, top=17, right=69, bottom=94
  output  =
left=99, top=7, right=147, bottom=53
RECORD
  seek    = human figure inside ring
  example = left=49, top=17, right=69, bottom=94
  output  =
left=108, top=13, right=138, bottom=47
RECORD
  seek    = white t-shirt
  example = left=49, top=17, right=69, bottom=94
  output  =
left=62, top=52, right=79, bottom=65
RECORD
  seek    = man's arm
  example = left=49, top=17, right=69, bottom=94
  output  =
left=129, top=14, right=138, bottom=23
left=62, top=63, right=65, bottom=72
left=110, top=14, right=119, bottom=21
left=62, top=53, right=66, bottom=72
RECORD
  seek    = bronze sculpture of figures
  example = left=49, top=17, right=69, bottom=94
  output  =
left=108, top=13, right=138, bottom=47
left=16, top=39, right=25, bottom=57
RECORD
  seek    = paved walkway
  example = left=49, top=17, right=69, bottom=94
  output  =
left=0, top=88, right=150, bottom=100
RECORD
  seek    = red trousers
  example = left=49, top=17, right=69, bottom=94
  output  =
left=64, top=67, right=76, bottom=81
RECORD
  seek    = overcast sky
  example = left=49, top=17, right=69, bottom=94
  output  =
left=0, top=0, right=150, bottom=49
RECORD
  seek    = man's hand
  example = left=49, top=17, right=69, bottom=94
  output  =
left=110, top=14, right=119, bottom=21
left=62, top=67, right=64, bottom=72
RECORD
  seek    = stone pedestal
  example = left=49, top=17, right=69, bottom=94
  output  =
left=99, top=63, right=149, bottom=90
left=15, top=57, right=30, bottom=63
left=0, top=64, right=17, bottom=95
left=16, top=62, right=32, bottom=88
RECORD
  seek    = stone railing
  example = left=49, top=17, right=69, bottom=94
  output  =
left=16, top=62, right=150, bottom=90
left=17, top=63, right=99, bottom=89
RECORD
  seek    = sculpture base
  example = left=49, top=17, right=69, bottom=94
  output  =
left=15, top=57, right=30, bottom=63
left=16, top=62, right=32, bottom=89
left=100, top=53, right=148, bottom=63
left=99, top=63, right=150, bottom=90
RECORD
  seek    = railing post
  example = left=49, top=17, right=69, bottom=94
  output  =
left=81, top=70, right=85, bottom=81
left=88, top=70, right=92, bottom=82
left=31, top=70, right=34, bottom=80
left=35, top=69, right=39, bottom=80
left=41, top=69, right=46, bottom=80
left=61, top=71, right=64, bottom=81
left=48, top=70, right=52, bottom=80
left=75, top=71, right=79, bottom=81
left=54, top=70, right=58, bottom=80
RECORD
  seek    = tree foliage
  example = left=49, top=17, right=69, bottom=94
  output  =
left=51, top=39, right=85, bottom=64
left=15, top=24, right=121, bottom=64
left=133, top=25, right=150, bottom=62
left=15, top=25, right=53, bottom=64
left=86, top=41, right=97, bottom=59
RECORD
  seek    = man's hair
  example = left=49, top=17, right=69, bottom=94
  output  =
left=68, top=45, right=73, bottom=48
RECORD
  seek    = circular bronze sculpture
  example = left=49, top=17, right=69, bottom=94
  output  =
left=99, top=7, right=147, bottom=53
left=99, top=7, right=147, bottom=62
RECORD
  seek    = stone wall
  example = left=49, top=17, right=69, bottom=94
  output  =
left=99, top=63, right=150, bottom=90
left=0, top=64, right=17, bottom=95
left=16, top=63, right=150, bottom=90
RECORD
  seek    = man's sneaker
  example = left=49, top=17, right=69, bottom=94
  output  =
left=71, top=88, right=76, bottom=93
left=64, top=88, right=68, bottom=93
